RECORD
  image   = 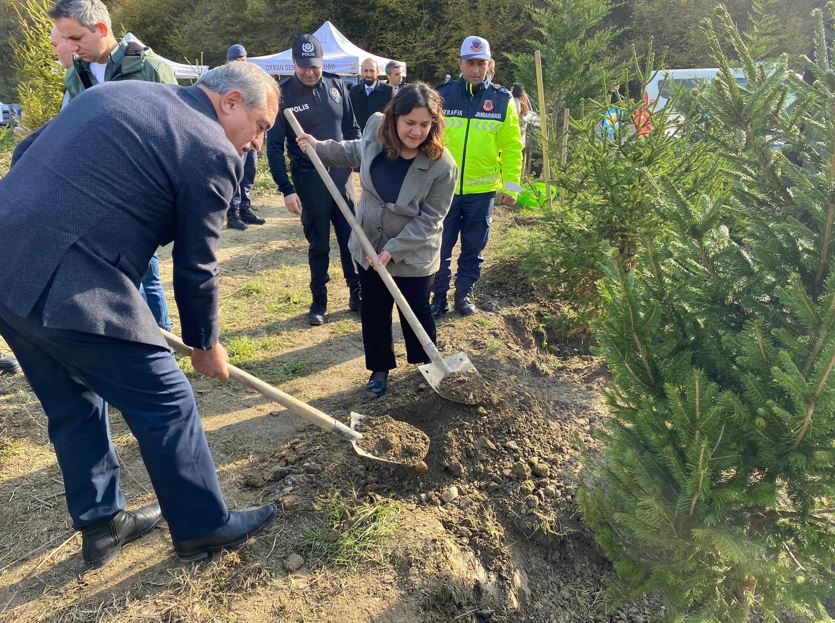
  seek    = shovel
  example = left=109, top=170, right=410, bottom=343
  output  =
left=160, top=329, right=420, bottom=467
left=284, top=109, right=482, bottom=405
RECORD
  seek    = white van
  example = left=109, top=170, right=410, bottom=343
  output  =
left=645, top=67, right=747, bottom=111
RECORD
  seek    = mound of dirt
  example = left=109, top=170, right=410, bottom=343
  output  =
left=435, top=367, right=501, bottom=405
left=353, top=414, right=430, bottom=471
left=243, top=353, right=661, bottom=621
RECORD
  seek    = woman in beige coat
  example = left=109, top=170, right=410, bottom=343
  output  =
left=298, top=82, right=457, bottom=397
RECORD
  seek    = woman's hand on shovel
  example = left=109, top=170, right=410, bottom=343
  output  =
left=295, top=133, right=318, bottom=153
left=191, top=343, right=230, bottom=382
left=368, top=250, right=391, bottom=270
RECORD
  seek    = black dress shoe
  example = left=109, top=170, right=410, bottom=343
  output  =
left=240, top=207, right=266, bottom=225
left=366, top=371, right=389, bottom=397
left=81, top=501, right=162, bottom=569
left=308, top=303, right=326, bottom=326
left=173, top=504, right=276, bottom=562
left=454, top=293, right=476, bottom=316
left=0, top=356, right=20, bottom=375
left=348, top=285, right=361, bottom=314
left=227, top=210, right=247, bottom=230
left=430, top=295, right=448, bottom=319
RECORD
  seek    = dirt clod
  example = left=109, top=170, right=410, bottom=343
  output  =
left=284, top=553, right=304, bottom=572
left=436, top=368, right=498, bottom=405
left=354, top=414, right=430, bottom=470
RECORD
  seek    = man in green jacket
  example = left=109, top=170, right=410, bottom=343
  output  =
left=49, top=0, right=177, bottom=333
left=49, top=0, right=176, bottom=100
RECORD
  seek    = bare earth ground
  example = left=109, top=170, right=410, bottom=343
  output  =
left=0, top=190, right=662, bottom=623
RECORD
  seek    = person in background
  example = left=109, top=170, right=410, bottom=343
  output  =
left=50, top=23, right=74, bottom=68
left=0, top=61, right=279, bottom=569
left=267, top=34, right=361, bottom=326
left=431, top=36, right=523, bottom=318
left=49, top=0, right=175, bottom=333
left=224, top=43, right=266, bottom=231
left=349, top=57, right=393, bottom=132
left=511, top=83, right=533, bottom=172
left=50, top=24, right=74, bottom=108
left=385, top=60, right=405, bottom=94
left=297, top=83, right=456, bottom=397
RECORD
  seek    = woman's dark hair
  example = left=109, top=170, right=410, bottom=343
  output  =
left=511, top=83, right=531, bottom=116
left=378, top=82, right=446, bottom=161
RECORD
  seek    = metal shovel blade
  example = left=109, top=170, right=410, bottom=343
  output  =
left=418, top=351, right=481, bottom=405
left=350, top=412, right=429, bottom=470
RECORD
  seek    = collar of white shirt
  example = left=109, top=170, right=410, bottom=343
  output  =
left=365, top=81, right=377, bottom=96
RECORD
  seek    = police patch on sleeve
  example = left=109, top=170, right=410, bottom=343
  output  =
left=483, top=100, right=494, bottom=112
left=329, top=87, right=342, bottom=104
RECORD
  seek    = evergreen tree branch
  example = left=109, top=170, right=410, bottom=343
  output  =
left=802, top=290, right=835, bottom=376
left=792, top=348, right=835, bottom=450
left=814, top=139, right=835, bottom=295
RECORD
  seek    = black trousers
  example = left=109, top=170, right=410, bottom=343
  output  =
left=358, top=265, right=435, bottom=372
left=291, top=166, right=359, bottom=305
left=228, top=149, right=257, bottom=216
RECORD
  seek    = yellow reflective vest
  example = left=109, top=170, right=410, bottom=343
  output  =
left=437, top=79, right=523, bottom=196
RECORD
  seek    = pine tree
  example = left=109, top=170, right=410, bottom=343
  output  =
left=506, top=0, right=622, bottom=120
left=745, top=0, right=790, bottom=61
left=580, top=6, right=835, bottom=621
left=11, top=0, right=64, bottom=131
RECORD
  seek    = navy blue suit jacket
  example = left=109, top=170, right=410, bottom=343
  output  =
left=0, top=82, right=242, bottom=349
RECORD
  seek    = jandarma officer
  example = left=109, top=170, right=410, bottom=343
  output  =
left=432, top=36, right=523, bottom=318
left=267, top=34, right=362, bottom=326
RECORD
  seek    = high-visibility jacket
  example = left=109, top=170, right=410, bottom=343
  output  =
left=437, top=78, right=523, bottom=197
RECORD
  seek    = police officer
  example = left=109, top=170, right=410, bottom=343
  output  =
left=431, top=36, right=523, bottom=317
left=225, top=43, right=266, bottom=231
left=267, top=34, right=362, bottom=326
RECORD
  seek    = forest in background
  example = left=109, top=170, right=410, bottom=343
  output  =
left=0, top=0, right=824, bottom=102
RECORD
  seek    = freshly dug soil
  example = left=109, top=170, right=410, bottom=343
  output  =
left=436, top=368, right=499, bottom=405
left=354, top=414, right=430, bottom=471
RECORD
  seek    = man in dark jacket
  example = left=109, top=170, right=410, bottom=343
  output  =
left=224, top=43, right=267, bottom=231
left=348, top=57, right=393, bottom=132
left=267, top=34, right=362, bottom=325
left=0, top=62, right=279, bottom=569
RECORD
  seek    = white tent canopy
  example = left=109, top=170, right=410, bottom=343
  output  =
left=248, top=21, right=405, bottom=76
left=124, top=33, right=209, bottom=80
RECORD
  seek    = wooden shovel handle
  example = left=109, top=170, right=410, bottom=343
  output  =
left=161, top=329, right=361, bottom=441
left=284, top=109, right=447, bottom=371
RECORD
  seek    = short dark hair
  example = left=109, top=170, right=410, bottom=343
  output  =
left=377, top=82, right=445, bottom=161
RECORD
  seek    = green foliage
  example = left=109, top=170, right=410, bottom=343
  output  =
left=505, top=48, right=722, bottom=333
left=507, top=0, right=622, bottom=119
left=580, top=6, right=835, bottom=621
left=745, top=0, right=789, bottom=61
left=0, top=126, right=15, bottom=174
left=109, top=0, right=536, bottom=84
left=627, top=0, right=818, bottom=69
left=302, top=492, right=399, bottom=570
left=11, top=0, right=63, bottom=132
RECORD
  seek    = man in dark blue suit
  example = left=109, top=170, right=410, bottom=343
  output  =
left=0, top=62, right=280, bottom=568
